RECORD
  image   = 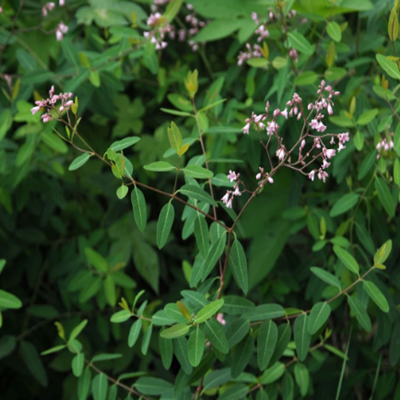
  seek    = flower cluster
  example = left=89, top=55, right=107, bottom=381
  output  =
left=222, top=81, right=350, bottom=209
left=221, top=171, right=243, bottom=209
left=55, top=22, right=69, bottom=41
left=42, top=2, right=55, bottom=16
left=31, top=86, right=73, bottom=122
left=237, top=9, right=307, bottom=66
left=145, top=2, right=207, bottom=52
left=144, top=12, right=175, bottom=50
left=237, top=43, right=262, bottom=66
left=376, top=134, right=394, bottom=159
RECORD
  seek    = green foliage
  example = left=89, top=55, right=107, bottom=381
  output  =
left=1, top=1, right=399, bottom=399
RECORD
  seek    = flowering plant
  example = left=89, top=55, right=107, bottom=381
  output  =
left=0, top=1, right=399, bottom=399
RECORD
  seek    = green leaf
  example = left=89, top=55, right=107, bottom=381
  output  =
left=109, top=137, right=140, bottom=152
left=164, top=0, right=183, bottom=22
left=257, top=320, right=278, bottom=371
left=161, top=108, right=194, bottom=117
left=307, top=302, right=331, bottom=335
left=333, top=246, right=360, bottom=275
left=221, top=296, right=255, bottom=315
left=192, top=19, right=243, bottom=42
left=195, top=299, right=224, bottom=323
left=310, top=267, right=341, bottom=288
left=183, top=165, right=214, bottom=179
left=69, top=320, right=88, bottom=342
left=330, top=193, right=359, bottom=217
left=91, top=354, right=122, bottom=362
left=131, top=186, right=147, bottom=232
left=168, top=121, right=182, bottom=151
left=181, top=290, right=209, bottom=308
left=375, top=178, right=395, bottom=217
left=110, top=310, right=131, bottom=323
left=376, top=54, right=400, bottom=80
left=231, top=334, right=255, bottom=378
left=358, top=150, right=377, bottom=180
left=144, top=161, right=176, bottom=172
left=194, top=214, right=210, bottom=258
left=226, top=318, right=250, bottom=348
left=247, top=58, right=269, bottom=68
left=229, top=239, right=249, bottom=295
left=389, top=321, right=400, bottom=366
left=198, top=98, right=226, bottom=113
left=203, top=368, right=231, bottom=390
left=357, top=109, right=378, bottom=125
left=248, top=304, right=286, bottom=322
left=374, top=240, right=392, bottom=265
left=20, top=341, right=48, bottom=387
left=159, top=334, right=173, bottom=370
left=201, top=235, right=226, bottom=280
left=128, top=319, right=142, bottom=348
left=294, top=71, right=318, bottom=86
left=160, top=324, right=190, bottom=339
left=116, top=185, right=128, bottom=200
left=103, top=275, right=116, bottom=307
left=218, top=384, right=249, bottom=400
left=288, top=32, right=315, bottom=55
left=188, top=326, right=205, bottom=367
left=167, top=93, right=193, bottom=111
left=41, top=345, right=67, bottom=355
left=294, top=314, right=311, bottom=362
left=72, top=353, right=84, bottom=377
left=156, top=202, right=175, bottom=250
left=259, top=362, right=285, bottom=385
left=173, top=336, right=192, bottom=374
left=85, top=248, right=108, bottom=273
left=68, top=153, right=92, bottom=171
left=141, top=324, right=152, bottom=355
left=204, top=319, right=229, bottom=354
left=135, top=377, right=173, bottom=395
left=282, top=372, right=294, bottom=400
left=0, top=290, right=22, bottom=309
left=363, top=281, right=390, bottom=313
left=179, top=184, right=218, bottom=206
left=77, top=368, right=91, bottom=400
left=327, top=21, right=342, bottom=42
left=294, top=363, right=309, bottom=397
left=347, top=296, right=372, bottom=332
left=92, top=373, right=108, bottom=400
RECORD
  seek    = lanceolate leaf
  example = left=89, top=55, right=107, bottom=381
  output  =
left=188, top=326, right=205, bottom=367
left=92, top=373, right=108, bottom=400
left=231, top=334, right=255, bottom=378
left=307, top=302, right=331, bottom=335
left=131, top=186, right=147, bottom=232
left=229, top=239, right=249, bottom=295
left=128, top=319, right=142, bottom=348
left=333, top=246, right=360, bottom=275
left=204, top=319, right=229, bottom=354
left=330, top=193, right=359, bottom=217
left=77, top=368, right=91, bottom=400
left=376, top=54, right=400, bottom=80
left=294, top=314, right=311, bottom=362
left=179, top=184, right=218, bottom=206
left=159, top=334, right=173, bottom=370
left=201, top=235, right=226, bottom=280
left=160, top=323, right=190, bottom=339
left=135, top=377, right=173, bottom=395
left=347, top=296, right=372, bottom=332
left=195, top=299, right=224, bottom=324
left=173, top=336, right=192, bottom=374
left=194, top=213, right=210, bottom=258
left=68, top=153, right=92, bottom=171
left=157, top=202, right=175, bottom=249
left=269, top=323, right=292, bottom=367
left=183, top=165, right=214, bottom=179
left=363, top=280, right=390, bottom=313
left=226, top=318, right=250, bottom=348
left=257, top=320, right=278, bottom=371
left=0, top=290, right=22, bottom=309
left=310, top=267, right=341, bottom=289
left=375, top=177, right=395, bottom=217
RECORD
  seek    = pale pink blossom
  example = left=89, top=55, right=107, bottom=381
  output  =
left=267, top=176, right=274, bottom=184
left=318, top=170, right=329, bottom=183
left=276, top=147, right=286, bottom=161
left=60, top=0, right=65, bottom=5
left=256, top=167, right=264, bottom=180
left=227, top=170, right=238, bottom=182
left=42, top=2, right=55, bottom=16
left=267, top=121, right=278, bottom=135
left=309, top=170, right=315, bottom=181
left=323, top=148, right=336, bottom=159
left=216, top=313, right=226, bottom=325
left=242, top=123, right=250, bottom=134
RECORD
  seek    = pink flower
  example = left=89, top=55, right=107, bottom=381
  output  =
left=31, top=106, right=41, bottom=115
left=60, top=0, right=65, bottom=5
left=42, top=2, right=55, bottom=16
left=242, top=123, right=250, bottom=135
left=226, top=197, right=233, bottom=209
left=323, top=148, right=336, bottom=159
left=267, top=176, right=274, bottom=184
left=318, top=170, right=328, bottom=183
left=221, top=192, right=231, bottom=204
left=256, top=167, right=264, bottom=180
left=309, top=170, right=315, bottom=181
left=233, top=185, right=242, bottom=196
left=216, top=313, right=226, bottom=325
left=267, top=121, right=278, bottom=135
left=327, top=103, right=333, bottom=115
left=55, top=22, right=68, bottom=41
left=276, top=147, right=286, bottom=161
left=227, top=170, right=238, bottom=182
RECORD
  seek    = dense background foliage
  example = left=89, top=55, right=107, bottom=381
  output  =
left=1, top=0, right=400, bottom=399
